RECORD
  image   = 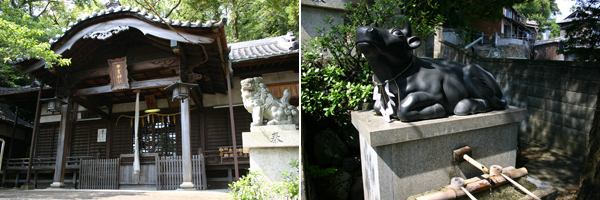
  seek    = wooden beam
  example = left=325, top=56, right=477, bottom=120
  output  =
left=72, top=96, right=110, bottom=119
left=74, top=76, right=179, bottom=96
left=69, top=57, right=179, bottom=84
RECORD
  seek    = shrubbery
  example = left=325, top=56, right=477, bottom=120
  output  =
left=229, top=159, right=299, bottom=200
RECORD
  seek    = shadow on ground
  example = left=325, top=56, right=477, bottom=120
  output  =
left=0, top=189, right=231, bottom=200
left=520, top=141, right=583, bottom=192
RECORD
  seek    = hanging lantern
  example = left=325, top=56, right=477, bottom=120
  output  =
left=164, top=81, right=198, bottom=102
left=41, top=97, right=66, bottom=114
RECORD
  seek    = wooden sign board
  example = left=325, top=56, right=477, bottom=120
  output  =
left=108, top=57, right=129, bottom=91
left=97, top=128, right=107, bottom=142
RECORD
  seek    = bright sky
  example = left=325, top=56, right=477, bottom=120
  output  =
left=555, top=0, right=578, bottom=22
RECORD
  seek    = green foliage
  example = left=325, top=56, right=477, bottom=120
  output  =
left=558, top=0, right=600, bottom=61
left=515, top=0, right=561, bottom=41
left=306, top=164, right=337, bottom=178
left=224, top=0, right=299, bottom=42
left=229, top=159, right=299, bottom=200
left=302, top=0, right=444, bottom=124
left=0, top=0, right=70, bottom=87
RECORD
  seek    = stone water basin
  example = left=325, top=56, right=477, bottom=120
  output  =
left=406, top=167, right=558, bottom=200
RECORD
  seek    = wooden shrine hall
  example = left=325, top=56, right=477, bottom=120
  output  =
left=0, top=1, right=298, bottom=190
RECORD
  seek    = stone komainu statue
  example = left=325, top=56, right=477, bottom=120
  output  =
left=241, top=77, right=299, bottom=126
left=355, top=19, right=507, bottom=122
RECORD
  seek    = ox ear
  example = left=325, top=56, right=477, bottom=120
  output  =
left=407, top=36, right=421, bottom=49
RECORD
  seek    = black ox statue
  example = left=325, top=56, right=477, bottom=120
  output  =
left=355, top=19, right=507, bottom=122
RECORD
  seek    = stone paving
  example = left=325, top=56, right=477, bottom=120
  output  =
left=519, top=141, right=584, bottom=193
left=0, top=188, right=231, bottom=200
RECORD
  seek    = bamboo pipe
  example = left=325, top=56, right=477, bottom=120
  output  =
left=463, top=154, right=489, bottom=174
left=490, top=165, right=541, bottom=200
left=453, top=146, right=489, bottom=174
left=416, top=167, right=529, bottom=200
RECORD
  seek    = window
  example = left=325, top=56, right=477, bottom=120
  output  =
left=505, top=8, right=512, bottom=19
left=134, top=116, right=178, bottom=156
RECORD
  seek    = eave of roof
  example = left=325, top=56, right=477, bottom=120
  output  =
left=0, top=103, right=33, bottom=128
left=229, top=32, right=299, bottom=62
left=9, top=5, right=227, bottom=65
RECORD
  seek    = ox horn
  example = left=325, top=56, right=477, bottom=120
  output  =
left=401, top=18, right=412, bottom=37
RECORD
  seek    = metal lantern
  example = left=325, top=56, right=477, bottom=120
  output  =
left=41, top=97, right=66, bottom=114
left=164, top=81, right=198, bottom=102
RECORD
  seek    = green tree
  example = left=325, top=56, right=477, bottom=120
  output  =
left=558, top=0, right=599, bottom=61
left=514, top=0, right=561, bottom=42
left=0, top=0, right=70, bottom=87
left=549, top=19, right=561, bottom=38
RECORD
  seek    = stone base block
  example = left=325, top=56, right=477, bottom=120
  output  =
left=351, top=107, right=527, bottom=200
left=250, top=147, right=299, bottom=183
left=243, top=125, right=299, bottom=183
left=49, top=182, right=66, bottom=188
left=179, top=182, right=196, bottom=190
left=243, top=125, right=299, bottom=153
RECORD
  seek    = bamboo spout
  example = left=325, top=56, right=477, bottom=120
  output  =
left=453, top=146, right=489, bottom=174
left=463, top=154, right=489, bottom=174
left=415, top=167, right=530, bottom=200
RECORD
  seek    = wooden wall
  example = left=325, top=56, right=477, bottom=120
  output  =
left=35, top=123, right=59, bottom=158
left=71, top=121, right=109, bottom=158
left=34, top=106, right=252, bottom=159
left=202, top=107, right=251, bottom=152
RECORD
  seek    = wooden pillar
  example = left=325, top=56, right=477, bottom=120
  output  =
left=106, top=107, right=112, bottom=158
left=179, top=98, right=195, bottom=189
left=50, top=96, right=72, bottom=188
left=226, top=61, right=239, bottom=181
left=23, top=84, right=44, bottom=189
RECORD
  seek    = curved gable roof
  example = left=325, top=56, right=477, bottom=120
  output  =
left=50, top=6, right=226, bottom=55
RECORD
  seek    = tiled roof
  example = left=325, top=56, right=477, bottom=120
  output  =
left=8, top=5, right=226, bottom=64
left=229, top=32, right=299, bottom=62
left=0, top=82, right=44, bottom=95
left=0, top=103, right=33, bottom=128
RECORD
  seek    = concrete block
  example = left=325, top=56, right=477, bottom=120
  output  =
left=542, top=110, right=562, bottom=127
left=301, top=5, right=346, bottom=44
left=527, top=86, right=545, bottom=98
left=563, top=116, right=588, bottom=132
left=527, top=97, right=544, bottom=109
left=352, top=107, right=525, bottom=199
left=564, top=91, right=589, bottom=105
left=565, top=80, right=597, bottom=94
left=587, top=94, right=597, bottom=108
left=527, top=107, right=545, bottom=120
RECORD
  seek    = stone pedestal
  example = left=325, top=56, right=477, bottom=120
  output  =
left=351, top=107, right=526, bottom=200
left=242, top=125, right=299, bottom=183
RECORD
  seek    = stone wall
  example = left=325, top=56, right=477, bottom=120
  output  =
left=440, top=40, right=599, bottom=161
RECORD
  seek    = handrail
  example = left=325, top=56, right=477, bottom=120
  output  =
left=464, top=37, right=484, bottom=49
